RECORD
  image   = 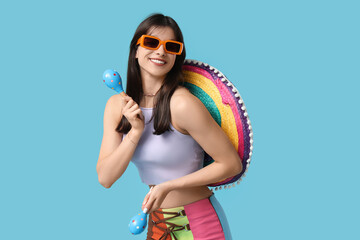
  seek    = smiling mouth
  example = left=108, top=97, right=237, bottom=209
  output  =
left=149, top=58, right=166, bottom=65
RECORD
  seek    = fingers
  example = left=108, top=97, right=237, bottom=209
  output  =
left=129, top=103, right=139, bottom=112
left=122, top=96, right=145, bottom=120
left=143, top=196, right=156, bottom=214
left=123, top=95, right=132, bottom=102
left=142, top=187, right=152, bottom=206
left=142, top=195, right=150, bottom=209
left=149, top=197, right=163, bottom=214
left=133, top=109, right=144, bottom=120
left=122, top=98, right=136, bottom=114
left=122, top=97, right=143, bottom=121
left=142, top=187, right=153, bottom=213
left=143, top=190, right=163, bottom=214
left=142, top=184, right=171, bottom=214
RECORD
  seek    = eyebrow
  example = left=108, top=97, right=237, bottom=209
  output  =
left=147, top=28, right=176, bottom=41
left=147, top=34, right=176, bottom=41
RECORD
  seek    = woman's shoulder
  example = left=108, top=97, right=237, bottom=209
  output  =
left=170, top=86, right=206, bottom=116
left=104, top=94, right=126, bottom=117
left=172, top=86, right=192, bottom=97
left=171, top=86, right=193, bottom=108
left=170, top=86, right=212, bottom=133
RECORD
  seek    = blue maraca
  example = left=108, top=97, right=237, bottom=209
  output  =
left=102, top=69, right=126, bottom=95
left=128, top=187, right=153, bottom=235
left=129, top=209, right=148, bottom=235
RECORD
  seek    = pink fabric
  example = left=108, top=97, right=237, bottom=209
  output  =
left=183, top=65, right=213, bottom=80
left=214, top=78, right=244, bottom=159
left=184, top=198, right=226, bottom=240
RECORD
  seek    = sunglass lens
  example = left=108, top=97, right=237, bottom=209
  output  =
left=143, top=37, right=159, bottom=49
left=166, top=42, right=181, bottom=53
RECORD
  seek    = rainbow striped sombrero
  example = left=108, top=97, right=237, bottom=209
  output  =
left=182, top=59, right=253, bottom=190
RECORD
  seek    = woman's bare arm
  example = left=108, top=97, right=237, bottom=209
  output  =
left=96, top=95, right=143, bottom=188
left=167, top=88, right=243, bottom=189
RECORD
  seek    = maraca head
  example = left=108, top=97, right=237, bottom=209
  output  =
left=129, top=211, right=148, bottom=235
left=103, top=69, right=124, bottom=93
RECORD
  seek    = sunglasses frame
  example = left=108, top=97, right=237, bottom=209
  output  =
left=136, top=35, right=183, bottom=55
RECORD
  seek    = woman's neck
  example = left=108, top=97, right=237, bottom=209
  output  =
left=140, top=74, right=163, bottom=108
left=142, top=76, right=163, bottom=95
left=140, top=96, right=156, bottom=108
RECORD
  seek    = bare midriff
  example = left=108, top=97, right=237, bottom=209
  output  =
left=148, top=185, right=213, bottom=208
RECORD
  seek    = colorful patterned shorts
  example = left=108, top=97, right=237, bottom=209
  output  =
left=146, top=193, right=232, bottom=240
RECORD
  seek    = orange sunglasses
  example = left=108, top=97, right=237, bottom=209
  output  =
left=136, top=35, right=183, bottom=55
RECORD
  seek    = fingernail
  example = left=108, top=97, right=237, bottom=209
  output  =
left=143, top=208, right=148, bottom=214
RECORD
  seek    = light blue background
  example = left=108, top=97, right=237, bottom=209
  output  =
left=1, top=0, right=359, bottom=239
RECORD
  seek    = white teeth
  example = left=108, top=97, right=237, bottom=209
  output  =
left=150, top=59, right=165, bottom=64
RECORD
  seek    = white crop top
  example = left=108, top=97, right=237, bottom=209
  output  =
left=123, top=107, right=204, bottom=185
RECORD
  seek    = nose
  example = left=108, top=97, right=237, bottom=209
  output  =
left=155, top=43, right=166, bottom=56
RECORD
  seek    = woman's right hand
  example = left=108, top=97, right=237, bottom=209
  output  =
left=122, top=96, right=145, bottom=133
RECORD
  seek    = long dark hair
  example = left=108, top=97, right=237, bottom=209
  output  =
left=116, top=13, right=186, bottom=135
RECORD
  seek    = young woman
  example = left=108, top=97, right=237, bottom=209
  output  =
left=96, top=13, right=242, bottom=240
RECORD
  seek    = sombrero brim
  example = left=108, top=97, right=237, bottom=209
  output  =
left=182, top=59, right=253, bottom=190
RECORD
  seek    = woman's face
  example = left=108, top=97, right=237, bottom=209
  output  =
left=136, top=26, right=177, bottom=81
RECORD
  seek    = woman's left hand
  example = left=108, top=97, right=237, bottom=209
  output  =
left=142, top=182, right=172, bottom=214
